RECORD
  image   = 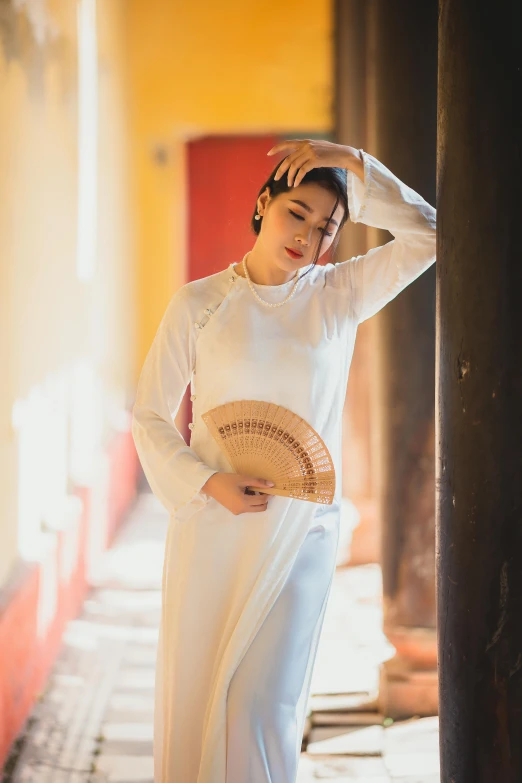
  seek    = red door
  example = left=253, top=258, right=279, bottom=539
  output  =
left=181, top=136, right=279, bottom=441
left=183, top=135, right=334, bottom=440
left=187, top=135, right=280, bottom=280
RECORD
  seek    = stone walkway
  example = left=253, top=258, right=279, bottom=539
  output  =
left=3, top=494, right=440, bottom=782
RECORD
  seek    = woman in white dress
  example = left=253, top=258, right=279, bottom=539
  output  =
left=132, top=139, right=437, bottom=783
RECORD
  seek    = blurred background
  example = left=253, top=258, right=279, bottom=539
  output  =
left=0, top=0, right=440, bottom=777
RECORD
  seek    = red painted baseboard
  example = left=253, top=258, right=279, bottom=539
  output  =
left=0, top=429, right=139, bottom=767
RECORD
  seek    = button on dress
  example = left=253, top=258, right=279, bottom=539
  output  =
left=131, top=150, right=437, bottom=782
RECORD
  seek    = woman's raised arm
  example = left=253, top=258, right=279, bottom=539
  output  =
left=330, top=150, right=436, bottom=323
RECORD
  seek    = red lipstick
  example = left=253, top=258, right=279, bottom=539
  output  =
left=285, top=247, right=303, bottom=260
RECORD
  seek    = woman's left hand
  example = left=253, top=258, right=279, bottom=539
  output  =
left=266, top=139, right=364, bottom=187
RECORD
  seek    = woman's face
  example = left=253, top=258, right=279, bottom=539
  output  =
left=256, top=182, right=346, bottom=271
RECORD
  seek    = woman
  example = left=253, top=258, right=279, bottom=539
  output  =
left=132, top=139, right=436, bottom=783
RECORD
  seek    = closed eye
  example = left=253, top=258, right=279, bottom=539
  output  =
left=288, top=210, right=333, bottom=236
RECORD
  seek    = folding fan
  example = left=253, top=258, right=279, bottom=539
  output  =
left=201, top=400, right=335, bottom=505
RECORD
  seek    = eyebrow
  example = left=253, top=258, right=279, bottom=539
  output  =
left=288, top=199, right=340, bottom=227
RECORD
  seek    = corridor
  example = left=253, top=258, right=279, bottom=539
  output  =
left=2, top=0, right=518, bottom=778
left=4, top=495, right=439, bottom=783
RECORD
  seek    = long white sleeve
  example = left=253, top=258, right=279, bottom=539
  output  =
left=132, top=288, right=219, bottom=521
left=329, top=150, right=436, bottom=323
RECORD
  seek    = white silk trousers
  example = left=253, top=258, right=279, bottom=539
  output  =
left=225, top=520, right=339, bottom=783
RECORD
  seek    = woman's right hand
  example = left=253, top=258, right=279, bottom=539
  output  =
left=201, top=472, right=274, bottom=515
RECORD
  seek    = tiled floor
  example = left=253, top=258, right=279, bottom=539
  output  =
left=4, top=494, right=439, bottom=782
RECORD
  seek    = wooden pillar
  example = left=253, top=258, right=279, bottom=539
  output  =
left=437, top=0, right=522, bottom=779
left=366, top=0, right=439, bottom=718
left=335, top=0, right=380, bottom=565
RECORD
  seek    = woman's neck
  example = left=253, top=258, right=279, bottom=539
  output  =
left=233, top=249, right=298, bottom=286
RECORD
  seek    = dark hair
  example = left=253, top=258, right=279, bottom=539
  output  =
left=250, top=160, right=349, bottom=278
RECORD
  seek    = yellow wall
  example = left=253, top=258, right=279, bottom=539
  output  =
left=0, top=0, right=135, bottom=585
left=0, top=0, right=332, bottom=585
left=126, top=0, right=334, bottom=373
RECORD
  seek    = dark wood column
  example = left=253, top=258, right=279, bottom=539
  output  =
left=335, top=0, right=381, bottom=566
left=366, top=0, right=439, bottom=718
left=437, top=0, right=522, bottom=780
left=334, top=0, right=368, bottom=258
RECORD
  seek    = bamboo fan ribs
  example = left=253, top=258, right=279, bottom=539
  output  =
left=201, top=400, right=335, bottom=504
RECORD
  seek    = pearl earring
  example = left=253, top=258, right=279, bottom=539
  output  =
left=254, top=214, right=262, bottom=220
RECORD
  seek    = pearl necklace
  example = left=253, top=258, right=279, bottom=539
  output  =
left=241, top=251, right=302, bottom=308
